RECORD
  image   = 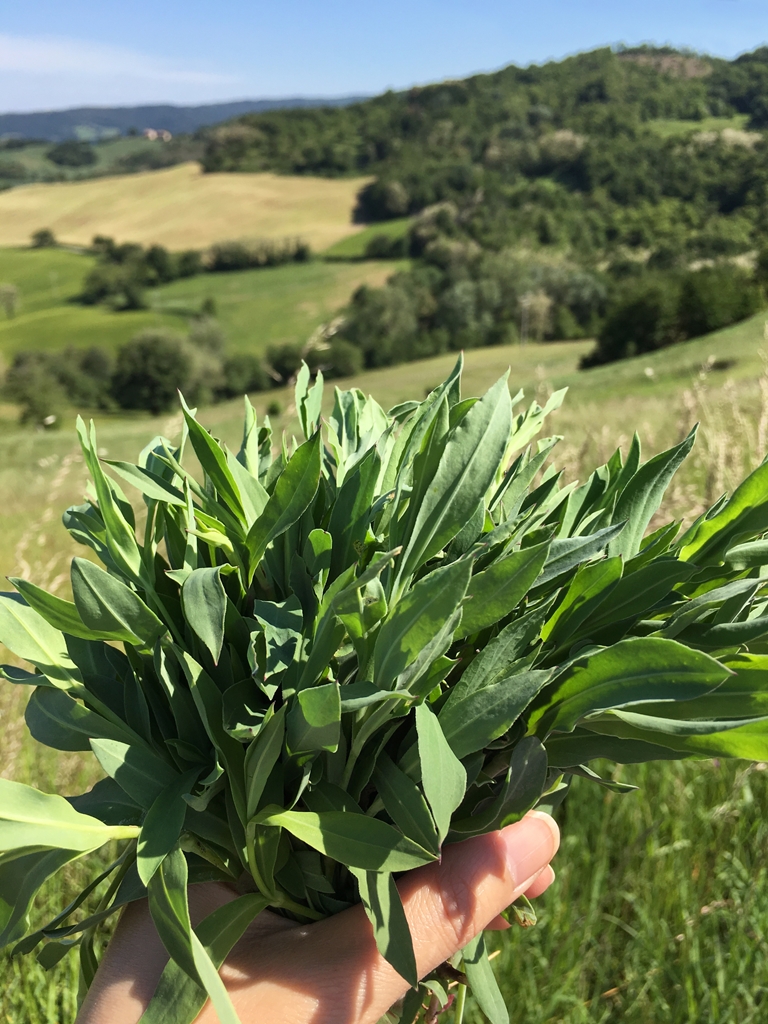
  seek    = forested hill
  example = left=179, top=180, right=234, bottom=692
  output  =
left=202, top=45, right=768, bottom=184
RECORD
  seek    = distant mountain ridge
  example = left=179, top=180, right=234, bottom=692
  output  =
left=0, top=97, right=369, bottom=142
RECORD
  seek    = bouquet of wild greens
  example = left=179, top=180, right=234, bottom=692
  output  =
left=2, top=358, right=768, bottom=1024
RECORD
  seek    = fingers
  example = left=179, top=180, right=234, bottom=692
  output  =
left=525, top=863, right=556, bottom=899
left=396, top=810, right=560, bottom=980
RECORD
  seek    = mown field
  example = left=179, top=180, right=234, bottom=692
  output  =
left=2, top=310, right=768, bottom=1022
left=0, top=246, right=405, bottom=363
left=0, top=162, right=371, bottom=251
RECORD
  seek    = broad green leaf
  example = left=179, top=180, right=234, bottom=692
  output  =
left=374, top=560, right=471, bottom=690
left=540, top=557, right=622, bottom=646
left=396, top=376, right=513, bottom=582
left=68, top=777, right=143, bottom=827
left=579, top=557, right=696, bottom=637
left=90, top=739, right=180, bottom=809
left=181, top=567, right=228, bottom=664
left=71, top=558, right=165, bottom=647
left=528, top=638, right=730, bottom=736
left=726, top=539, right=768, bottom=571
left=0, top=848, right=81, bottom=949
left=462, top=932, right=509, bottom=1024
left=415, top=702, right=466, bottom=843
left=458, top=542, right=550, bottom=639
left=138, top=770, right=201, bottom=886
left=328, top=447, right=381, bottom=580
left=179, top=396, right=246, bottom=524
left=0, top=595, right=81, bottom=690
left=0, top=779, right=138, bottom=852
left=608, top=427, right=696, bottom=558
left=139, top=894, right=269, bottom=1024
left=537, top=524, right=625, bottom=586
left=452, top=737, right=548, bottom=835
left=586, top=710, right=768, bottom=761
left=76, top=417, right=145, bottom=585
left=287, top=683, right=341, bottom=755
left=296, top=362, right=324, bottom=440
left=545, top=727, right=684, bottom=767
left=25, top=687, right=137, bottom=752
left=148, top=846, right=200, bottom=985
left=246, top=431, right=322, bottom=574
left=245, top=706, right=286, bottom=820
left=105, top=461, right=186, bottom=506
left=254, top=807, right=436, bottom=871
left=352, top=869, right=417, bottom=987
left=373, top=753, right=439, bottom=855
left=679, top=459, right=768, bottom=564
left=440, top=668, right=552, bottom=760
left=8, top=579, right=113, bottom=642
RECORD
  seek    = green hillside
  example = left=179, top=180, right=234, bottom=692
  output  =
left=0, top=246, right=404, bottom=363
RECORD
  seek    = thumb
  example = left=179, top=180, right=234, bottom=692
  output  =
left=396, top=810, right=560, bottom=981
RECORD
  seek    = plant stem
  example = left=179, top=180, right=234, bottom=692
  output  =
left=454, top=984, right=467, bottom=1024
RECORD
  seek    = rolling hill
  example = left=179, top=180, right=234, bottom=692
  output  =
left=0, top=162, right=371, bottom=251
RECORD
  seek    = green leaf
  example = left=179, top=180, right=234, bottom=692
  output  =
left=254, top=807, right=437, bottom=871
left=245, top=706, right=286, bottom=820
left=139, top=894, right=269, bottom=1024
left=462, top=932, right=509, bottom=1024
left=352, top=869, right=417, bottom=987
left=179, top=396, right=246, bottom=524
left=138, top=770, right=201, bottom=886
left=375, top=560, right=471, bottom=690
left=71, top=558, right=165, bottom=647
left=8, top=578, right=113, bottom=642
left=246, top=431, right=322, bottom=574
left=540, top=557, right=623, bottom=645
left=396, top=376, right=513, bottom=581
left=287, top=683, right=341, bottom=755
left=105, top=461, right=187, bottom=506
left=415, top=702, right=466, bottom=843
left=181, top=567, right=228, bottom=664
left=528, top=638, right=730, bottom=736
left=90, top=739, right=180, bottom=809
left=148, top=846, right=200, bottom=985
left=25, top=687, right=137, bottom=752
left=545, top=727, right=684, bottom=767
left=0, top=595, right=81, bottom=690
left=440, top=667, right=552, bottom=760
left=0, top=779, right=138, bottom=853
left=608, top=426, right=697, bottom=558
left=679, top=459, right=768, bottom=564
left=328, top=447, right=381, bottom=580
left=0, top=848, right=81, bottom=949
left=458, top=542, right=550, bottom=639
left=373, top=752, right=440, bottom=855
left=537, top=524, right=625, bottom=586
left=585, top=710, right=768, bottom=761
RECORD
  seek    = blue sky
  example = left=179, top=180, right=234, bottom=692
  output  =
left=2, top=0, right=767, bottom=113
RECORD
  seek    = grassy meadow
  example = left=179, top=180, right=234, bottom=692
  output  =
left=2, top=310, right=768, bottom=1021
left=0, top=136, right=171, bottom=184
left=0, top=246, right=405, bottom=364
left=0, top=162, right=371, bottom=251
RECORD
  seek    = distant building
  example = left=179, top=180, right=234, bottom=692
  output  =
left=142, top=128, right=173, bottom=141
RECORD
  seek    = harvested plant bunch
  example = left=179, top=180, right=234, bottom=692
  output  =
left=3, top=357, right=768, bottom=1023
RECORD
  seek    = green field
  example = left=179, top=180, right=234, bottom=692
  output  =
left=323, top=217, right=412, bottom=259
left=0, top=246, right=406, bottom=364
left=2, top=311, right=768, bottom=1022
left=0, top=136, right=169, bottom=183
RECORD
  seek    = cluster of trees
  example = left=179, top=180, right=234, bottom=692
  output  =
left=584, top=261, right=765, bottom=365
left=80, top=235, right=310, bottom=310
left=196, top=45, right=768, bottom=365
left=2, top=316, right=361, bottom=427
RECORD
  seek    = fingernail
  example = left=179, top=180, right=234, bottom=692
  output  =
left=499, top=811, right=560, bottom=885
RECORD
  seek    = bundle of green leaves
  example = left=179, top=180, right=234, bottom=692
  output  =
left=2, top=358, right=768, bottom=1024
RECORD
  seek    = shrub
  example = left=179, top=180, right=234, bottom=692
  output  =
left=3, top=353, right=67, bottom=428
left=112, top=330, right=195, bottom=414
left=676, top=266, right=762, bottom=338
left=30, top=228, right=56, bottom=248
left=46, top=140, right=97, bottom=167
left=0, top=283, right=19, bottom=318
left=584, top=277, right=682, bottom=366
left=219, top=353, right=272, bottom=397
left=266, top=342, right=304, bottom=383
left=206, top=237, right=310, bottom=272
left=364, top=233, right=409, bottom=259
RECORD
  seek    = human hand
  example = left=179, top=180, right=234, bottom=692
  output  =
left=77, top=810, right=559, bottom=1024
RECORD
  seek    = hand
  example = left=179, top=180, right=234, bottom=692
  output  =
left=77, top=810, right=559, bottom=1024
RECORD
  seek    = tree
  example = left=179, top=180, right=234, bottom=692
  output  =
left=46, top=141, right=97, bottom=167
left=31, top=228, right=56, bottom=248
left=112, top=331, right=194, bottom=414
